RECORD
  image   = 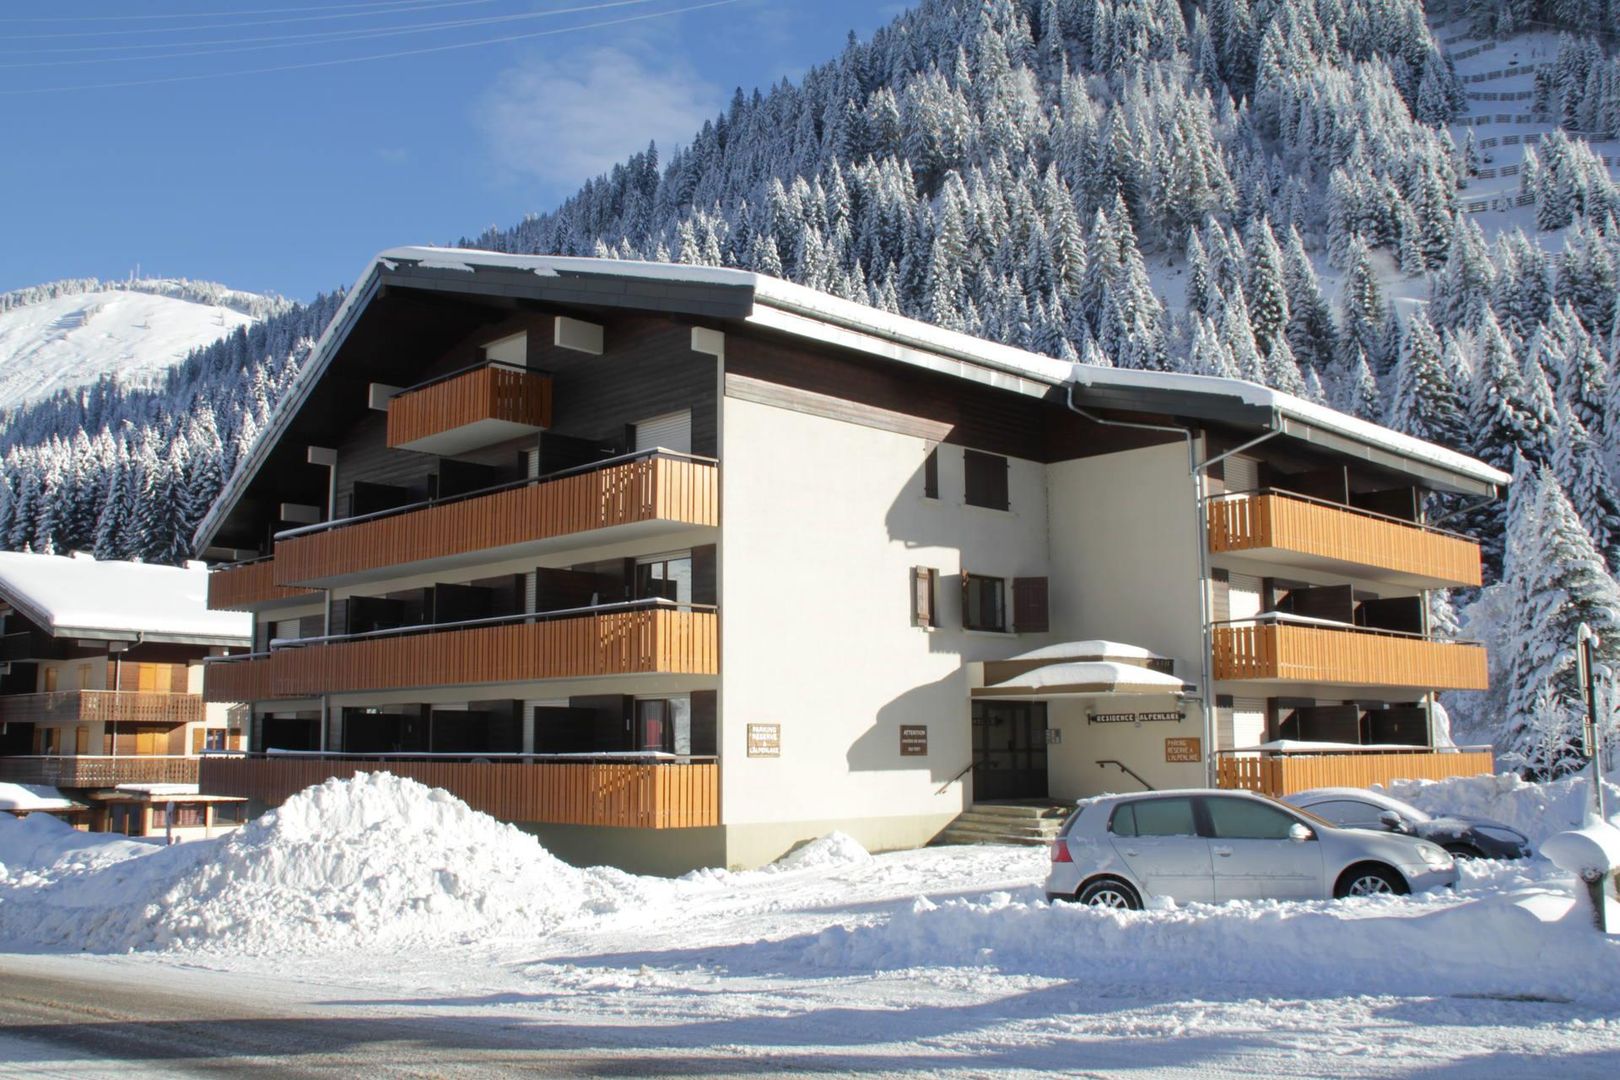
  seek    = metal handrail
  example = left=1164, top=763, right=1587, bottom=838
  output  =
left=1209, top=613, right=1482, bottom=646
left=1206, top=486, right=1476, bottom=543
left=937, top=758, right=979, bottom=794
left=1096, top=758, right=1155, bottom=790
left=269, top=446, right=719, bottom=542
left=386, top=357, right=540, bottom=400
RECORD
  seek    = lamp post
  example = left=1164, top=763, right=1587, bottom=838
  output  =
left=1578, top=623, right=1608, bottom=822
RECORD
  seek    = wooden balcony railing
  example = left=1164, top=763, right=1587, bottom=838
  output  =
left=1207, top=491, right=1483, bottom=588
left=1212, top=621, right=1489, bottom=690
left=208, top=558, right=318, bottom=612
left=0, top=755, right=200, bottom=787
left=272, top=451, right=718, bottom=587
left=0, top=690, right=205, bottom=727
left=199, top=754, right=719, bottom=828
left=203, top=605, right=718, bottom=702
left=386, top=362, right=553, bottom=453
left=1215, top=746, right=1495, bottom=797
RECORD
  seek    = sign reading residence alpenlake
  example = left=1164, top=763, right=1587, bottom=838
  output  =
left=1090, top=711, right=1182, bottom=724
left=899, top=725, right=928, bottom=756
left=746, top=723, right=781, bottom=758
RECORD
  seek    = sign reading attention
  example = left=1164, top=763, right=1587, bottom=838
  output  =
left=900, top=725, right=929, bottom=756
left=1164, top=737, right=1202, bottom=763
left=747, top=723, right=781, bottom=758
left=1091, top=711, right=1183, bottom=724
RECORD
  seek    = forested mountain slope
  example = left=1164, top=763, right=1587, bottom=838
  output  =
left=2, top=0, right=1618, bottom=770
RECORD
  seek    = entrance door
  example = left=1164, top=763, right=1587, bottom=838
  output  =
left=971, top=701, right=1048, bottom=800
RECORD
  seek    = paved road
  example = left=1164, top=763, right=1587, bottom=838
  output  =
left=0, top=956, right=648, bottom=1077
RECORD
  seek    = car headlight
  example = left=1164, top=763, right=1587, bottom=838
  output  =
left=1417, top=842, right=1453, bottom=869
left=1474, top=825, right=1528, bottom=845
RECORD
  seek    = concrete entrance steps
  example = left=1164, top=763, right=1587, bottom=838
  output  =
left=934, top=801, right=1072, bottom=846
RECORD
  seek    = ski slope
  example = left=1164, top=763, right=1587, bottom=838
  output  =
left=0, top=284, right=264, bottom=412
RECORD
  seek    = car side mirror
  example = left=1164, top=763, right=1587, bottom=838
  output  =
left=1378, top=811, right=1406, bottom=833
left=1288, top=822, right=1312, bottom=842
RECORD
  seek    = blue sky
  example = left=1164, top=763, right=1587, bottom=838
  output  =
left=0, top=0, right=907, bottom=301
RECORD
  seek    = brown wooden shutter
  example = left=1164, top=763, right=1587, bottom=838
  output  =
left=1013, top=577, right=1049, bottom=633
left=912, top=567, right=935, bottom=627
left=191, top=727, right=206, bottom=754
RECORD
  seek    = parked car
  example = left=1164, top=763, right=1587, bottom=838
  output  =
left=1045, top=789, right=1456, bottom=909
left=1282, top=787, right=1531, bottom=860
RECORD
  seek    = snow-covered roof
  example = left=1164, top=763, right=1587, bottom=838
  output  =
left=0, top=551, right=250, bottom=646
left=197, top=247, right=1506, bottom=548
left=978, top=660, right=1187, bottom=696
left=1006, top=640, right=1163, bottom=663
left=0, top=782, right=78, bottom=812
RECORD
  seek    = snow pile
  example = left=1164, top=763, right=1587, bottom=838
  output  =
left=770, top=832, right=873, bottom=873
left=805, top=878, right=1620, bottom=1004
left=1380, top=771, right=1620, bottom=847
left=0, top=772, right=603, bottom=954
left=0, top=811, right=155, bottom=884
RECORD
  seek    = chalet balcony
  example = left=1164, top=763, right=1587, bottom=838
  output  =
left=0, top=690, right=204, bottom=727
left=0, top=754, right=199, bottom=787
left=270, top=450, right=718, bottom=589
left=1207, top=490, right=1483, bottom=590
left=203, top=602, right=718, bottom=702
left=200, top=753, right=718, bottom=829
left=1215, top=745, right=1496, bottom=798
left=207, top=557, right=318, bottom=613
left=385, top=361, right=554, bottom=456
left=1212, top=618, right=1489, bottom=692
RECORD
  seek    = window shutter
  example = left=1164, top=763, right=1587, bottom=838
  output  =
left=1013, top=577, right=1049, bottom=633
left=912, top=567, right=935, bottom=628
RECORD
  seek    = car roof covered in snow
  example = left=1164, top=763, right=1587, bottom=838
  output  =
left=196, top=248, right=1506, bottom=549
left=0, top=551, right=251, bottom=646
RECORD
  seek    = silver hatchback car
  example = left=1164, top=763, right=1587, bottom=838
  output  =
left=1044, top=789, right=1457, bottom=908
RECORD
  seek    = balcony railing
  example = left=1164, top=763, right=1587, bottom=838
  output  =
left=199, top=753, right=719, bottom=828
left=208, top=557, right=318, bottom=612
left=386, top=361, right=554, bottom=455
left=1207, top=490, right=1483, bottom=588
left=204, top=602, right=718, bottom=702
left=1215, top=745, right=1496, bottom=797
left=0, top=754, right=200, bottom=787
left=269, top=449, right=717, bottom=588
left=1212, top=618, right=1489, bottom=690
left=0, top=690, right=205, bottom=726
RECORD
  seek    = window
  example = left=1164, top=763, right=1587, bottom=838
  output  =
left=205, top=729, right=228, bottom=752
left=635, top=554, right=692, bottom=604
left=1204, top=797, right=1305, bottom=840
left=912, top=567, right=936, bottom=628
left=214, top=802, right=245, bottom=824
left=1307, top=799, right=1387, bottom=828
left=962, top=574, right=1006, bottom=632
left=923, top=447, right=939, bottom=499
left=1111, top=797, right=1198, bottom=837
left=635, top=697, right=691, bottom=754
left=964, top=449, right=1009, bottom=510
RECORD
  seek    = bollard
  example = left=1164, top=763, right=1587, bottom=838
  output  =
left=1544, top=823, right=1620, bottom=933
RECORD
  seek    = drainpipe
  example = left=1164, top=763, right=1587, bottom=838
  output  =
left=1063, top=383, right=1280, bottom=786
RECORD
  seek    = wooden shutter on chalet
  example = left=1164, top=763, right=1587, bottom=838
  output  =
left=912, top=567, right=935, bottom=628
left=1012, top=577, right=1049, bottom=633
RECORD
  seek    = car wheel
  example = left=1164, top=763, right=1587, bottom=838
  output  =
left=1334, top=863, right=1409, bottom=899
left=1076, top=877, right=1142, bottom=910
left=1443, top=843, right=1485, bottom=860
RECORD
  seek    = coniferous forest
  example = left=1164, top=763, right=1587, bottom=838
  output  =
left=2, top=0, right=1619, bottom=771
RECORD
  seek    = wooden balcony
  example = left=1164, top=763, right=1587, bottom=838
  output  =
left=1215, top=746, right=1496, bottom=797
left=203, top=605, right=717, bottom=702
left=200, top=755, right=719, bottom=828
left=1208, top=491, right=1482, bottom=589
left=0, top=754, right=199, bottom=787
left=386, top=362, right=553, bottom=455
left=273, top=452, right=717, bottom=588
left=0, top=690, right=204, bottom=727
left=208, top=558, right=318, bottom=612
left=1212, top=621, right=1489, bottom=691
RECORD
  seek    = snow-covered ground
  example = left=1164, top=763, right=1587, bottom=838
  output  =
left=0, top=285, right=262, bottom=411
left=2, top=772, right=1619, bottom=1075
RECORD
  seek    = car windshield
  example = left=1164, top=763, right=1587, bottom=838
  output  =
left=1256, top=793, right=1336, bottom=829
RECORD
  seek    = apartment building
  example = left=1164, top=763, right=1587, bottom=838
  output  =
left=0, top=551, right=252, bottom=834
left=193, top=248, right=1504, bottom=873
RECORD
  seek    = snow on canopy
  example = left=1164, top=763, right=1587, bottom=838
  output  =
left=983, top=660, right=1185, bottom=694
left=0, top=551, right=249, bottom=645
left=1004, top=640, right=1163, bottom=663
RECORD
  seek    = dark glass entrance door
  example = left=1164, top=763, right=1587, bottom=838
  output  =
left=971, top=701, right=1049, bottom=800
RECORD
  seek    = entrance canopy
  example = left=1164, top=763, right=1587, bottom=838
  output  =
left=969, top=641, right=1191, bottom=702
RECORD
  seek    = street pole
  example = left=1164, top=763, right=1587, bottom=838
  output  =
left=1578, top=624, right=1607, bottom=822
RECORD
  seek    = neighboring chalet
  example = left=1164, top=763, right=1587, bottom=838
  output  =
left=193, top=248, right=1506, bottom=873
left=0, top=552, right=252, bottom=837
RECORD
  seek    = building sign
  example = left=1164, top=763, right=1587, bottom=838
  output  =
left=900, top=725, right=929, bottom=756
left=1090, top=711, right=1183, bottom=724
left=747, top=723, right=781, bottom=758
left=1165, top=737, right=1202, bottom=763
